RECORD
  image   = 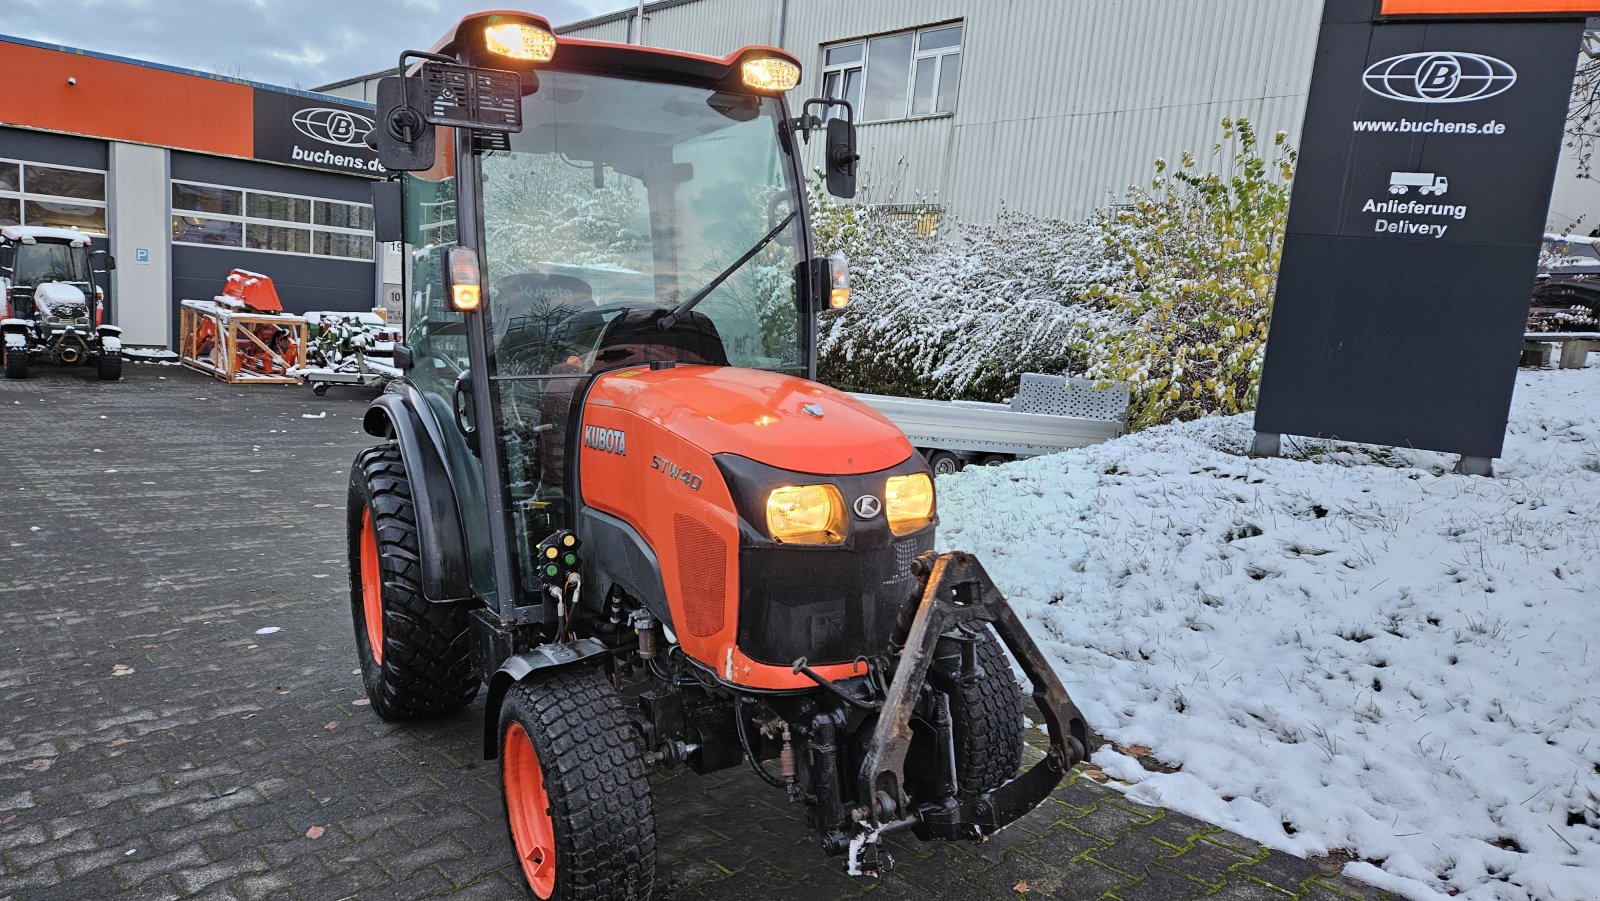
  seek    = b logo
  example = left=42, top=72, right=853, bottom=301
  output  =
left=292, top=107, right=376, bottom=148
left=1362, top=53, right=1516, bottom=103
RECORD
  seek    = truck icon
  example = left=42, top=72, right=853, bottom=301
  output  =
left=1389, top=172, right=1449, bottom=196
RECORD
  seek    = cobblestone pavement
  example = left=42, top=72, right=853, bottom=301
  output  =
left=0, top=365, right=1393, bottom=901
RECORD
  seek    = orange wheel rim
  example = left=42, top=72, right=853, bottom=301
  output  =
left=359, top=507, right=384, bottom=666
left=504, top=722, right=557, bottom=898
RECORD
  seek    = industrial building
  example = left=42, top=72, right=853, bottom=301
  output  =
left=317, top=0, right=1597, bottom=228
left=7, top=1, right=1592, bottom=350
left=0, top=35, right=383, bottom=349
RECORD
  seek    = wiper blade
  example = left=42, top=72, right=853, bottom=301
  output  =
left=658, top=210, right=798, bottom=330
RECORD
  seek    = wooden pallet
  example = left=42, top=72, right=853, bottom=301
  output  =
left=179, top=300, right=307, bottom=384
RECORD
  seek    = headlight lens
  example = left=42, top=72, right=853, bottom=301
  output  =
left=765, top=484, right=846, bottom=545
left=885, top=473, right=935, bottom=536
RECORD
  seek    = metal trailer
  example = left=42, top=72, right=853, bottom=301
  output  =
left=853, top=374, right=1130, bottom=474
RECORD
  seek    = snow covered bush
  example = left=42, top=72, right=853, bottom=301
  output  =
left=812, top=177, right=1132, bottom=401
left=1078, top=119, right=1296, bottom=429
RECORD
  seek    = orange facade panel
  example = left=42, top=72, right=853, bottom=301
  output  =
left=1382, top=0, right=1600, bottom=13
left=0, top=43, right=253, bottom=158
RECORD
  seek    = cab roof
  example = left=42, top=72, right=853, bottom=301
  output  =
left=1, top=225, right=92, bottom=246
left=429, top=10, right=799, bottom=89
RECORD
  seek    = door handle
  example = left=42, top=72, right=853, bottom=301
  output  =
left=452, top=369, right=477, bottom=443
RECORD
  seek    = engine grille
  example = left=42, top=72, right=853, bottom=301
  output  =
left=673, top=514, right=727, bottom=637
left=736, top=534, right=932, bottom=666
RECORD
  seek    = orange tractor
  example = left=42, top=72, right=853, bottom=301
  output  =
left=348, top=12, right=1090, bottom=899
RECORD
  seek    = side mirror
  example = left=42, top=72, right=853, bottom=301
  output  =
left=373, top=76, right=436, bottom=172
left=104, top=255, right=116, bottom=271
left=372, top=180, right=403, bottom=245
left=825, top=117, right=859, bottom=199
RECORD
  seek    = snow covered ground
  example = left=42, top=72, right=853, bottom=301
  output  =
left=937, top=365, right=1600, bottom=901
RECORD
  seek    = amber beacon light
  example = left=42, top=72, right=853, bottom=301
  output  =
left=484, top=20, right=558, bottom=61
left=741, top=57, right=801, bottom=92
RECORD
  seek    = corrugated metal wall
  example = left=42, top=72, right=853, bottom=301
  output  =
left=561, top=0, right=1327, bottom=222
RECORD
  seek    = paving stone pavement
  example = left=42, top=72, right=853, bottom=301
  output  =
left=0, top=365, right=1395, bottom=901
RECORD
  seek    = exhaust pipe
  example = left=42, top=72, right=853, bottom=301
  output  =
left=57, top=344, right=82, bottom=365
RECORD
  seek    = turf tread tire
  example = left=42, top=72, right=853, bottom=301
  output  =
left=950, top=629, right=1026, bottom=798
left=348, top=443, right=477, bottom=720
left=96, top=352, right=121, bottom=381
left=499, top=669, right=656, bottom=901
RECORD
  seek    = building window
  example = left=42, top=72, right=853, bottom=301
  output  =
left=823, top=22, right=963, bottom=123
left=0, top=158, right=108, bottom=235
left=171, top=180, right=374, bottom=260
left=821, top=43, right=863, bottom=121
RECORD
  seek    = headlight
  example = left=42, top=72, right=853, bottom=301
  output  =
left=765, top=484, right=845, bottom=545
left=885, top=473, right=935, bottom=536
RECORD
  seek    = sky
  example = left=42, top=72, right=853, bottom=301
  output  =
left=5, top=0, right=625, bottom=90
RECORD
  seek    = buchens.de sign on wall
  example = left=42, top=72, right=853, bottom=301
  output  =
left=1253, top=0, right=1600, bottom=472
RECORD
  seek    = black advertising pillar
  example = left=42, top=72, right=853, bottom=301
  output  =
left=1253, top=0, right=1598, bottom=471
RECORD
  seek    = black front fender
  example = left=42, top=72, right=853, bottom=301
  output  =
left=363, top=387, right=474, bottom=603
left=481, top=638, right=611, bottom=759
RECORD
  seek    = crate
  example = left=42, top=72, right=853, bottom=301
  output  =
left=179, top=299, right=307, bottom=384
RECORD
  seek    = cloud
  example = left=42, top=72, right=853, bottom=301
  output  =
left=3, top=0, right=631, bottom=89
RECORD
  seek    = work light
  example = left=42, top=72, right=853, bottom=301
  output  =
left=765, top=484, right=846, bottom=545
left=484, top=21, right=557, bottom=62
left=884, top=473, right=935, bottom=536
left=741, top=57, right=801, bottom=93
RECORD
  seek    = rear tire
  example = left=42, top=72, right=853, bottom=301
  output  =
left=948, top=629, right=1026, bottom=798
left=499, top=669, right=656, bottom=900
left=348, top=443, right=478, bottom=720
left=3, top=345, right=28, bottom=380
left=96, top=351, right=122, bottom=381
left=979, top=454, right=1011, bottom=467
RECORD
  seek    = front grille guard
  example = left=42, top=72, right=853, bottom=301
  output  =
left=854, top=552, right=1090, bottom=857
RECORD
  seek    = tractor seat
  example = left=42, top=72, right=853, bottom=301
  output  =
left=589, top=308, right=729, bottom=372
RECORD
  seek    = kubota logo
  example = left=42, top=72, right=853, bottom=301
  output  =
left=1362, top=53, right=1517, bottom=104
left=291, top=107, right=375, bottom=147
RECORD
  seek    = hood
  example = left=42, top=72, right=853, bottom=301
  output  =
left=586, top=366, right=913, bottom=476
left=34, top=282, right=90, bottom=321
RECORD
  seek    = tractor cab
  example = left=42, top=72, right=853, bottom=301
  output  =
left=382, top=16, right=857, bottom=604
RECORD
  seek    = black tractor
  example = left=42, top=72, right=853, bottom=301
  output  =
left=1, top=225, right=120, bottom=380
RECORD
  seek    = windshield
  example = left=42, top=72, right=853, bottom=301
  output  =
left=459, top=70, right=806, bottom=596
left=13, top=241, right=93, bottom=288
left=480, top=70, right=804, bottom=380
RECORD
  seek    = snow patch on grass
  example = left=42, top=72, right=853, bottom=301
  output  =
left=938, top=366, right=1600, bottom=901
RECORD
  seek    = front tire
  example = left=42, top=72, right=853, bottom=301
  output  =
left=949, top=629, right=1027, bottom=798
left=3, top=345, right=28, bottom=380
left=499, top=669, right=656, bottom=900
left=347, top=443, right=477, bottom=719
